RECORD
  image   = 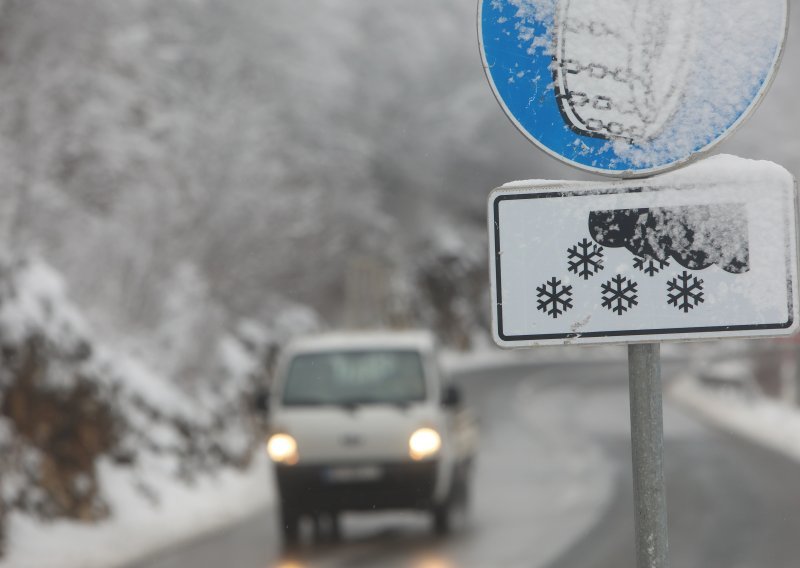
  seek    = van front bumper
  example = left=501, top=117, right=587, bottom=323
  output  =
left=275, top=461, right=438, bottom=512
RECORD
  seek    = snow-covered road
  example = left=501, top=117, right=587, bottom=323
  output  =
left=128, top=358, right=800, bottom=568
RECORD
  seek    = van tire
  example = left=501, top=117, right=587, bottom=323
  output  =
left=432, top=501, right=451, bottom=535
left=433, top=465, right=471, bottom=535
left=280, top=504, right=300, bottom=547
left=330, top=511, right=342, bottom=540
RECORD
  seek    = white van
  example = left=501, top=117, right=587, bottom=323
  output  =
left=264, top=331, right=476, bottom=544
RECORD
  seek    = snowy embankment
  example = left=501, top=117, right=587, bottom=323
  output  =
left=670, top=367, right=800, bottom=463
left=3, top=456, right=273, bottom=568
left=0, top=257, right=273, bottom=568
left=442, top=341, right=697, bottom=375
left=442, top=344, right=625, bottom=375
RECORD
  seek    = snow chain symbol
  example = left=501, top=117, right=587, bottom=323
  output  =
left=536, top=277, right=573, bottom=319
left=554, top=0, right=697, bottom=144
left=667, top=271, right=705, bottom=312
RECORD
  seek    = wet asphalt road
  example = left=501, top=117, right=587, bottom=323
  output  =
left=129, top=358, right=800, bottom=568
left=548, top=382, right=800, bottom=568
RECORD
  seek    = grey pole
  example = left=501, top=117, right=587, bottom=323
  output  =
left=628, top=343, right=669, bottom=568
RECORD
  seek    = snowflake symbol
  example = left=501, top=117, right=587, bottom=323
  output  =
left=567, top=238, right=604, bottom=280
left=633, top=256, right=669, bottom=277
left=601, top=275, right=639, bottom=315
left=536, top=277, right=574, bottom=319
left=667, top=271, right=705, bottom=313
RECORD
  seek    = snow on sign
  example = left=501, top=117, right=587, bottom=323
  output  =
left=478, top=0, right=788, bottom=177
left=488, top=156, right=799, bottom=347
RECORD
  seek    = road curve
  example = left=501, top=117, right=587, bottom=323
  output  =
left=128, top=358, right=800, bottom=568
left=546, top=382, right=800, bottom=568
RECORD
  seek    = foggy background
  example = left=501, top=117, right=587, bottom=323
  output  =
left=0, top=0, right=796, bottom=366
left=0, top=1, right=798, bottom=567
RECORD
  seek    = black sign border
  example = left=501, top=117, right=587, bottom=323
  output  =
left=492, top=185, right=796, bottom=343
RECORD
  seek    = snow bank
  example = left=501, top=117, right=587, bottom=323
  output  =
left=671, top=373, right=800, bottom=463
left=0, top=256, right=273, bottom=568
left=1, top=455, right=273, bottom=568
left=441, top=344, right=625, bottom=374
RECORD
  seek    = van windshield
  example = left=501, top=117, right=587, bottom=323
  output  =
left=282, top=350, right=426, bottom=406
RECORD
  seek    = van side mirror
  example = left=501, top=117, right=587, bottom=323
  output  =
left=441, top=385, right=462, bottom=409
left=254, top=389, right=271, bottom=413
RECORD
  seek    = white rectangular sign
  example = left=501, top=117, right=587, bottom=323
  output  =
left=488, top=157, right=799, bottom=347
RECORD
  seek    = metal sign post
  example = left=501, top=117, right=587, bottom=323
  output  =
left=628, top=343, right=669, bottom=567
left=477, top=1, right=791, bottom=566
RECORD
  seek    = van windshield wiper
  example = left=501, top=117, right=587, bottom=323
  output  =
left=335, top=399, right=415, bottom=410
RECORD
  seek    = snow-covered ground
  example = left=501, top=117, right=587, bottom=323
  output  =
left=0, top=456, right=274, bottom=568
left=441, top=341, right=698, bottom=375
left=670, top=370, right=800, bottom=463
left=0, top=256, right=275, bottom=568
left=442, top=345, right=621, bottom=375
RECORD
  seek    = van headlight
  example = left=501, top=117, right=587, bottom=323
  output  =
left=409, top=428, right=441, bottom=461
left=267, top=433, right=299, bottom=465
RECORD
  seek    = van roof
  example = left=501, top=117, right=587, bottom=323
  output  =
left=285, top=330, right=437, bottom=354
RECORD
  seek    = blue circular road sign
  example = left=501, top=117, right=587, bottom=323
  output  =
left=479, top=0, right=788, bottom=177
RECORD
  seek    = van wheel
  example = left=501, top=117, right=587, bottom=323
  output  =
left=330, top=511, right=342, bottom=540
left=432, top=501, right=452, bottom=535
left=432, top=469, right=470, bottom=535
left=280, top=505, right=300, bottom=547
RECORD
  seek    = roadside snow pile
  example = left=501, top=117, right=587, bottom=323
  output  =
left=671, top=370, right=800, bottom=463
left=441, top=344, right=626, bottom=375
left=0, top=256, right=272, bottom=568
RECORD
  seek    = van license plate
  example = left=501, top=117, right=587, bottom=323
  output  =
left=323, top=465, right=383, bottom=483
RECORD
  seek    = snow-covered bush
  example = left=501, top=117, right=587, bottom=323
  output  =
left=413, top=229, right=489, bottom=350
left=0, top=256, right=262, bottom=557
